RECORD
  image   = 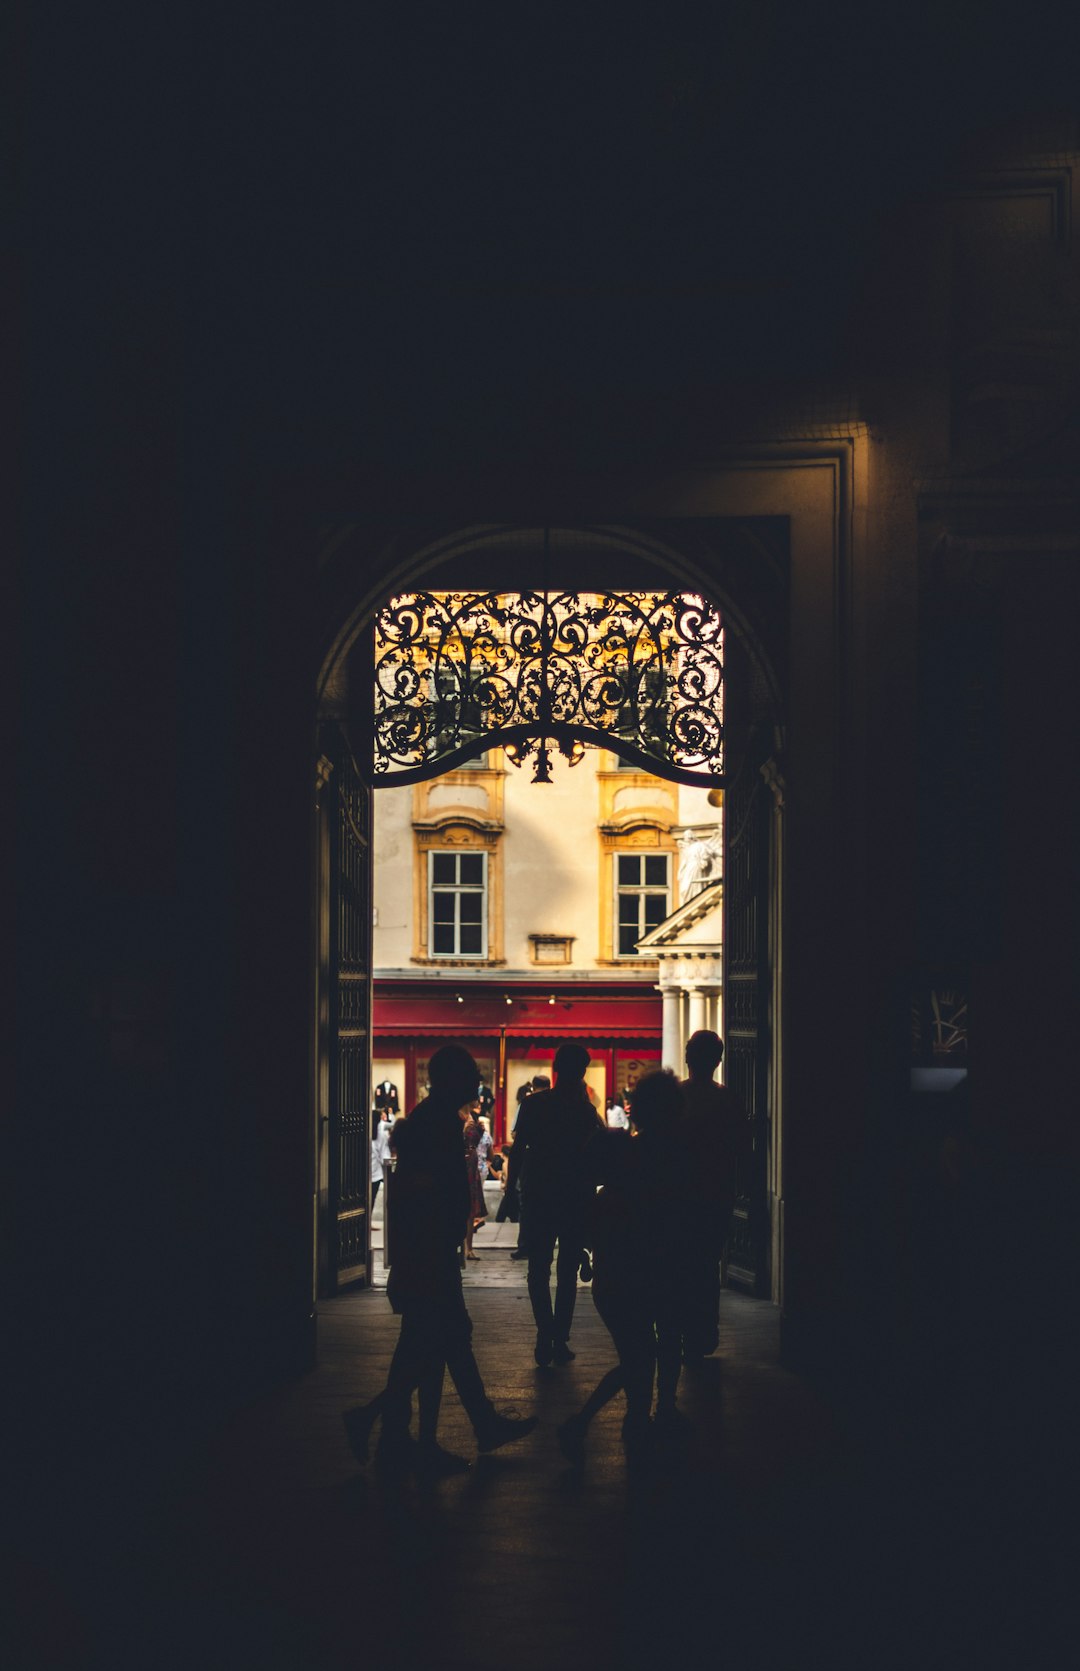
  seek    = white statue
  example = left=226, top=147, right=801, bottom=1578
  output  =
left=677, top=828, right=722, bottom=901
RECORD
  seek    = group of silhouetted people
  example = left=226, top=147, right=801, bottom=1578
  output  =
left=343, top=1031, right=750, bottom=1480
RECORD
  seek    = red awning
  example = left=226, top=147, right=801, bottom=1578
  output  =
left=374, top=986, right=661, bottom=1041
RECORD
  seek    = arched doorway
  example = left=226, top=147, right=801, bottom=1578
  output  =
left=314, top=523, right=786, bottom=1302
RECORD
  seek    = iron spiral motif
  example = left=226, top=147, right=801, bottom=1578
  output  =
left=373, top=590, right=724, bottom=783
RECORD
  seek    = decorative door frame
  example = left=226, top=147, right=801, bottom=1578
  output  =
left=312, top=442, right=863, bottom=1310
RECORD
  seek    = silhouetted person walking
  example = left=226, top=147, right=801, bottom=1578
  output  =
left=558, top=1068, right=684, bottom=1463
left=677, top=1030, right=752, bottom=1364
left=343, top=1045, right=537, bottom=1479
left=508, top=1042, right=603, bottom=1365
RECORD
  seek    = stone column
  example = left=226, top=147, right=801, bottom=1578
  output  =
left=687, top=987, right=708, bottom=1037
left=660, top=986, right=682, bottom=1073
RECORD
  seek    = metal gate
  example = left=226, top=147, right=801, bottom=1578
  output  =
left=324, top=725, right=373, bottom=1290
left=722, top=743, right=772, bottom=1295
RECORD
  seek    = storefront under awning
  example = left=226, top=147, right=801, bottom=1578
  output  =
left=374, top=984, right=661, bottom=1038
left=373, top=979, right=662, bottom=1138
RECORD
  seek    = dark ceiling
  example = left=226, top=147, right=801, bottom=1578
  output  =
left=24, top=3, right=1079, bottom=483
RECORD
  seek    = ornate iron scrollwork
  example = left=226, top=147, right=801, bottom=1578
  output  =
left=373, top=590, right=725, bottom=785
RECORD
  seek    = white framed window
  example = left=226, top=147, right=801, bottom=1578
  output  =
left=428, top=849, right=488, bottom=957
left=615, top=852, right=670, bottom=956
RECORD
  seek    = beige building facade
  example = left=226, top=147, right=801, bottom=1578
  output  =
left=372, top=740, right=725, bottom=1128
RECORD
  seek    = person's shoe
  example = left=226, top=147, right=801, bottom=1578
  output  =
left=342, top=1402, right=380, bottom=1465
left=578, top=1252, right=593, bottom=1281
left=474, top=1410, right=539, bottom=1453
left=653, top=1405, right=689, bottom=1434
left=552, top=1340, right=576, bottom=1365
left=415, top=1442, right=471, bottom=1481
left=556, top=1416, right=587, bottom=1466
left=534, top=1333, right=555, bottom=1367
left=510, top=1249, right=529, bottom=1261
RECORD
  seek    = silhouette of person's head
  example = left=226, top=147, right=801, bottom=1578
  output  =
left=627, top=1068, right=681, bottom=1138
left=427, top=1044, right=481, bottom=1110
left=685, top=1029, right=724, bottom=1081
left=531, top=1074, right=552, bottom=1092
left=552, top=1042, right=590, bottom=1085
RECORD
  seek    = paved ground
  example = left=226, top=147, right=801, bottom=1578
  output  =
left=176, top=1284, right=842, bottom=1671
left=21, top=1258, right=1073, bottom=1670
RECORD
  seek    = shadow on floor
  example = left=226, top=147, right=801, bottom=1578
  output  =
left=15, top=1286, right=1074, bottom=1671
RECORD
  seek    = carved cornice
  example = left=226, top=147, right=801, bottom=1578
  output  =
left=942, top=166, right=1073, bottom=248
left=412, top=815, right=504, bottom=835
left=598, top=817, right=675, bottom=838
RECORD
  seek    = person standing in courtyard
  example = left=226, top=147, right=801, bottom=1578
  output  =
left=370, top=1108, right=393, bottom=1212
left=461, top=1096, right=486, bottom=1258
left=605, top=1094, right=629, bottom=1130
left=508, top=1042, right=604, bottom=1366
left=676, top=1030, right=752, bottom=1364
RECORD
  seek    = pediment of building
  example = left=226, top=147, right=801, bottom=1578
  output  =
left=636, top=878, right=723, bottom=950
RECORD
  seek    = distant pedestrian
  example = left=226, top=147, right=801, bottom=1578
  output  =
left=476, top=1115, right=494, bottom=1179
left=371, top=1111, right=393, bottom=1209
left=461, top=1097, right=486, bottom=1258
left=508, top=1043, right=604, bottom=1365
left=676, top=1030, right=752, bottom=1363
left=605, top=1095, right=629, bottom=1129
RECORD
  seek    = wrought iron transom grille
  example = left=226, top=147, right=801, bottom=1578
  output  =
left=372, top=590, right=724, bottom=785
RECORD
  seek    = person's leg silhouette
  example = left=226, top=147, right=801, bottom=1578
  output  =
left=525, top=1208, right=558, bottom=1362
left=551, top=1213, right=583, bottom=1360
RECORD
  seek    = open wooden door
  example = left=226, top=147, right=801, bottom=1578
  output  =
left=321, top=723, right=373, bottom=1291
left=722, top=742, right=772, bottom=1295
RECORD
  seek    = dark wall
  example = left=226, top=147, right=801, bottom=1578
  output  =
left=18, top=4, right=1078, bottom=1562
